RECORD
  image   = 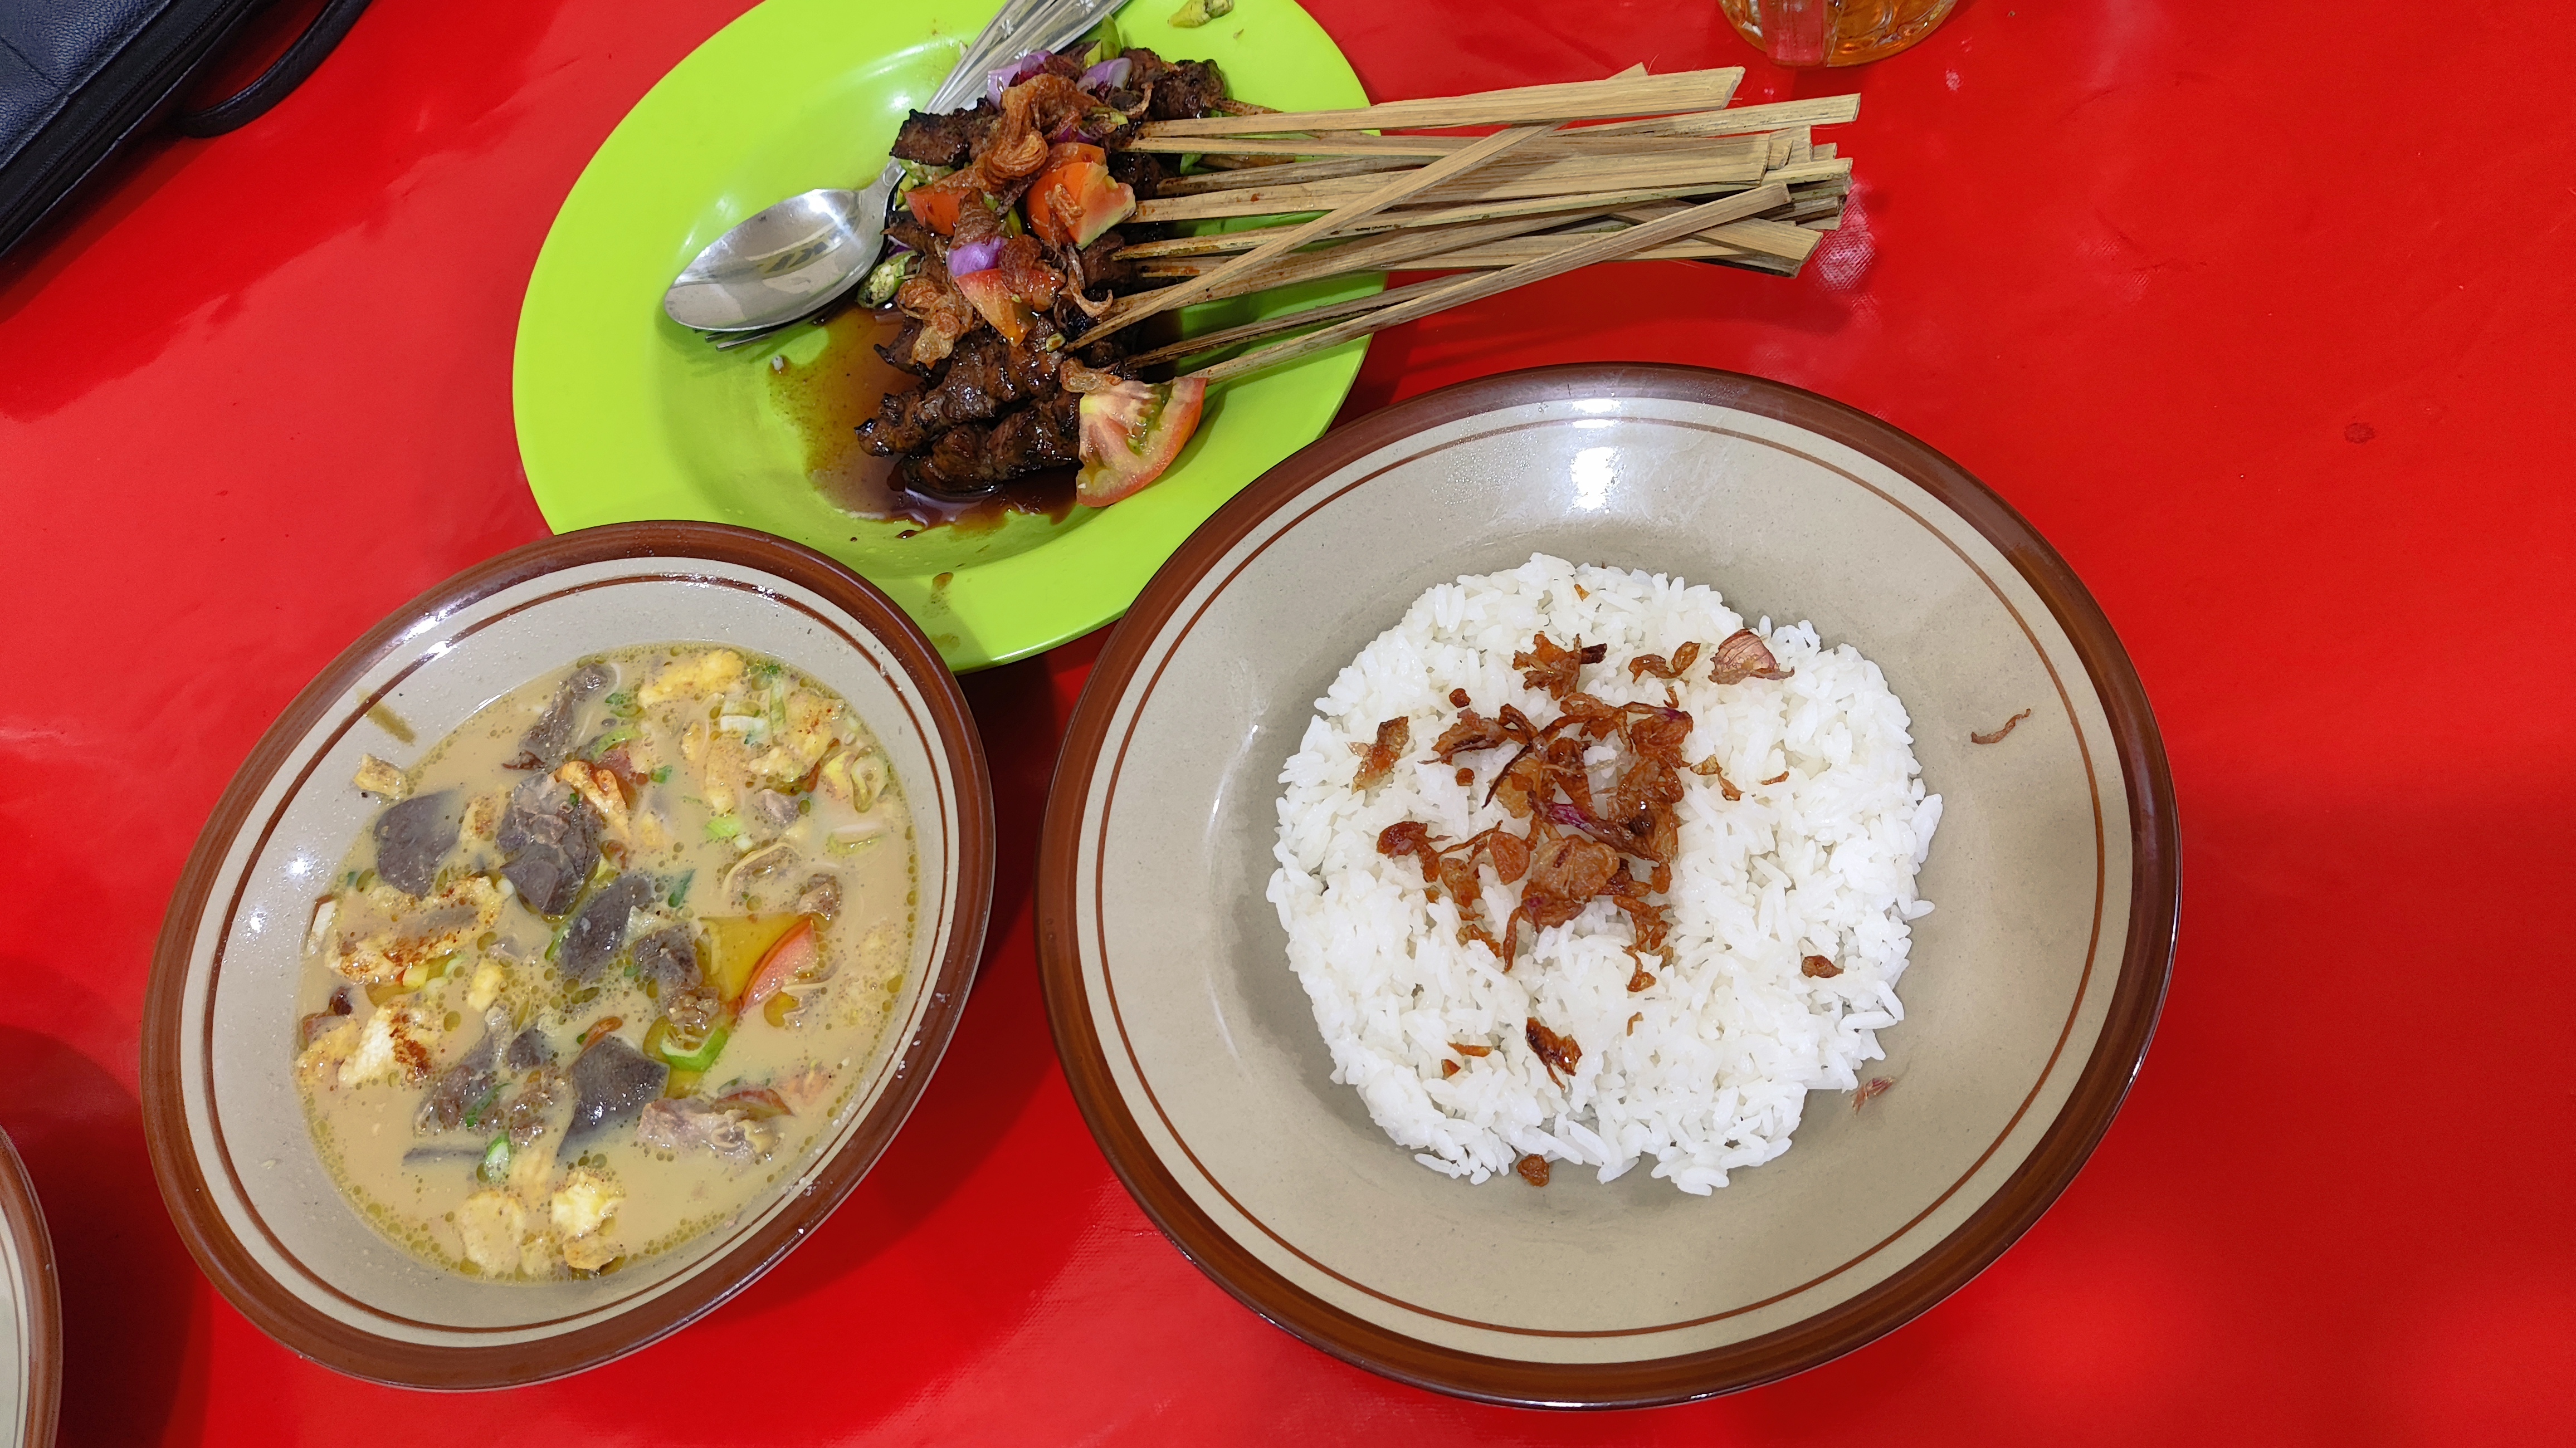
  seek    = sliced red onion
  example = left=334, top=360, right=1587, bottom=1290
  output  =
left=984, top=51, right=1053, bottom=106
left=1081, top=57, right=1131, bottom=91
left=1048, top=117, right=1094, bottom=144
left=948, top=237, right=1002, bottom=275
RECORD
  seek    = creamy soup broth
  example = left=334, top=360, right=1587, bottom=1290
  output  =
left=292, top=645, right=915, bottom=1280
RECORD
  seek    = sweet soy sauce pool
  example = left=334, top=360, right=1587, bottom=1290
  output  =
left=768, top=309, right=1076, bottom=535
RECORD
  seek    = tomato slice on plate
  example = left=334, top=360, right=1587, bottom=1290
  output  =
left=1076, top=378, right=1207, bottom=506
left=1028, top=154, right=1135, bottom=249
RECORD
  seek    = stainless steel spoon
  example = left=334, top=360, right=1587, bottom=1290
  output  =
left=663, top=0, right=1133, bottom=336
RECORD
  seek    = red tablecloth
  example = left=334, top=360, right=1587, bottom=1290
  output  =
left=2, top=1, right=2569, bottom=1441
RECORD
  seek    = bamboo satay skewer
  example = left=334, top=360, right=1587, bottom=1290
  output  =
left=1131, top=134, right=1776, bottom=213
left=1131, top=179, right=1840, bottom=301
left=1120, top=94, right=1860, bottom=160
left=1128, top=211, right=1600, bottom=309
left=1135, top=229, right=1788, bottom=281
left=1123, top=134, right=1456, bottom=158
left=1133, top=67, right=1744, bottom=141
left=1185, top=185, right=1789, bottom=387
left=1119, top=179, right=1788, bottom=262
left=1121, top=276, right=1460, bottom=369
left=1141, top=207, right=1635, bottom=307
left=1577, top=93, right=1860, bottom=138
left=1136, top=149, right=1775, bottom=224
left=1083, top=122, right=1558, bottom=346
left=1153, top=153, right=1424, bottom=197
left=1609, top=206, right=1824, bottom=263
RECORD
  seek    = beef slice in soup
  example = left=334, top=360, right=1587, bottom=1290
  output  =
left=414, top=1018, right=505, bottom=1134
left=559, top=873, right=656, bottom=984
left=566, top=1034, right=667, bottom=1141
left=504, top=1025, right=554, bottom=1072
left=497, top=775, right=603, bottom=917
left=372, top=790, right=462, bottom=896
left=516, top=661, right=612, bottom=769
left=630, top=923, right=701, bottom=991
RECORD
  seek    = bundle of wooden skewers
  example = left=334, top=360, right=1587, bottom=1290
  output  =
left=1094, top=64, right=1858, bottom=383
left=850, top=55, right=1858, bottom=505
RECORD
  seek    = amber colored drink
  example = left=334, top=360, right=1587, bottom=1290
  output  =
left=1719, top=0, right=1958, bottom=67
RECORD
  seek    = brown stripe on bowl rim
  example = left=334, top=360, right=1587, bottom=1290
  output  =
left=1036, top=364, right=2179, bottom=1407
left=143, top=521, right=996, bottom=1388
left=0, top=1129, right=60, bottom=1446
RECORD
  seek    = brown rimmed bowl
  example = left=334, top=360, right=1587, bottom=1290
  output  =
left=143, top=522, right=994, bottom=1389
left=1036, top=364, right=2178, bottom=1407
left=0, top=1130, right=59, bottom=1446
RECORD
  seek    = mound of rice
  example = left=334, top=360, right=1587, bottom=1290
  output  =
left=1266, top=555, right=1941, bottom=1193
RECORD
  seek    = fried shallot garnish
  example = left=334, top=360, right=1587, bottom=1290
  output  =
left=1707, top=629, right=1795, bottom=685
left=1375, top=630, right=1788, bottom=976
left=1691, top=755, right=1743, bottom=801
left=1852, top=1077, right=1895, bottom=1112
left=894, top=262, right=981, bottom=368
left=1972, top=708, right=2033, bottom=745
left=1524, top=1018, right=1582, bottom=1084
left=985, top=75, right=1092, bottom=180
left=1449, top=1042, right=1492, bottom=1057
left=992, top=234, right=1062, bottom=310
left=1430, top=710, right=1520, bottom=762
left=1350, top=716, right=1410, bottom=789
left=1513, top=632, right=1607, bottom=702
left=1509, top=833, right=1621, bottom=943
left=1516, top=1154, right=1551, bottom=1186
left=1374, top=820, right=1443, bottom=882
left=1627, top=640, right=1702, bottom=682
left=1801, top=955, right=1842, bottom=979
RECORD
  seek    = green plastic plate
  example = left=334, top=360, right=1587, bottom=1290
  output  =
left=514, top=0, right=1377, bottom=670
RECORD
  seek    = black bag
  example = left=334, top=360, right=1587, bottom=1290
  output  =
left=0, top=0, right=372, bottom=260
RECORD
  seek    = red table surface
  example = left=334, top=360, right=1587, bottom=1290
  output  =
left=2, top=0, right=2570, bottom=1441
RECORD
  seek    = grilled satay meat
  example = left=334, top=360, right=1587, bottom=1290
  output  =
left=867, top=48, right=1232, bottom=498
left=857, top=334, right=1065, bottom=456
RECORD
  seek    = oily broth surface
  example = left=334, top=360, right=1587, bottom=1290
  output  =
left=292, top=644, right=917, bottom=1280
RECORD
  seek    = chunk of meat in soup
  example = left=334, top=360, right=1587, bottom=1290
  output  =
left=503, top=1026, right=553, bottom=1072
left=517, top=662, right=611, bottom=769
left=372, top=790, right=461, bottom=896
left=414, top=1018, right=504, bottom=1134
left=629, top=924, right=701, bottom=991
left=496, top=775, right=603, bottom=916
left=565, top=1035, right=667, bottom=1142
left=558, top=874, right=655, bottom=984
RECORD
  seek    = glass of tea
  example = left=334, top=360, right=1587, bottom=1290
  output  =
left=1718, top=0, right=1959, bottom=67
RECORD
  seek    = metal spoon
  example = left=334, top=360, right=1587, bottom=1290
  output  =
left=663, top=0, right=1134, bottom=336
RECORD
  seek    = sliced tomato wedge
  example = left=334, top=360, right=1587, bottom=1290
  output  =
left=740, top=916, right=819, bottom=1012
left=951, top=268, right=1036, bottom=345
left=904, top=170, right=985, bottom=236
left=1027, top=159, right=1136, bottom=249
left=1076, top=378, right=1207, bottom=506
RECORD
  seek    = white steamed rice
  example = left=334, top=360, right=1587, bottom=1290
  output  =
left=1266, top=555, right=1941, bottom=1193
